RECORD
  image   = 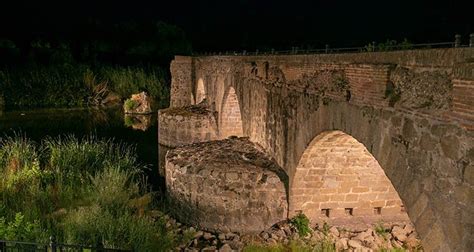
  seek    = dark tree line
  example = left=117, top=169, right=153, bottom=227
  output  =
left=0, top=20, right=192, bottom=68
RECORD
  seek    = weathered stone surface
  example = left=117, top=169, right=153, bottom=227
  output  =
left=171, top=216, right=423, bottom=251
left=348, top=239, right=363, bottom=249
left=419, top=133, right=438, bottom=151
left=335, top=238, right=348, bottom=250
left=165, top=48, right=474, bottom=251
left=390, top=66, right=452, bottom=110
left=158, top=103, right=218, bottom=147
left=391, top=225, right=407, bottom=242
left=124, top=91, right=152, bottom=114
left=166, top=138, right=288, bottom=233
left=440, top=135, right=461, bottom=160
left=219, top=244, right=232, bottom=252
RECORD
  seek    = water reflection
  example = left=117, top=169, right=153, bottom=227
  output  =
left=125, top=114, right=153, bottom=131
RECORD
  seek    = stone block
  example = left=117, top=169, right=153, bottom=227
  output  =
left=440, top=135, right=461, bottom=160
left=351, top=187, right=369, bottom=193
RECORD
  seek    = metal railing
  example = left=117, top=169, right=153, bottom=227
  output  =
left=0, top=238, right=130, bottom=252
left=194, top=33, right=474, bottom=56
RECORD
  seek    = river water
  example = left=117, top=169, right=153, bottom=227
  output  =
left=0, top=108, right=167, bottom=191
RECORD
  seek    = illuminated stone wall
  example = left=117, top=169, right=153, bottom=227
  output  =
left=164, top=48, right=474, bottom=251
left=165, top=138, right=288, bottom=233
left=291, top=130, right=409, bottom=227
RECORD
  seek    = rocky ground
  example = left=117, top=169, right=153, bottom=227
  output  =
left=164, top=216, right=423, bottom=251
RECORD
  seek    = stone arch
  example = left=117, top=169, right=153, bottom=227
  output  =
left=290, top=130, right=410, bottom=227
left=219, top=86, right=243, bottom=138
left=195, top=78, right=206, bottom=104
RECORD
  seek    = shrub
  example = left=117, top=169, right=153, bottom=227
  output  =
left=374, top=221, right=389, bottom=240
left=124, top=99, right=139, bottom=111
left=0, top=213, right=45, bottom=242
left=290, top=213, right=311, bottom=237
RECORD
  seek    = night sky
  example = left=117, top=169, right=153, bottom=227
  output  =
left=0, top=0, right=472, bottom=51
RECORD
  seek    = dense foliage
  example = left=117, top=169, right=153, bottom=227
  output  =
left=0, top=20, right=191, bottom=110
left=0, top=65, right=169, bottom=109
left=0, top=135, right=182, bottom=251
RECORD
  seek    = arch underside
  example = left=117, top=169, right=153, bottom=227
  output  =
left=219, top=86, right=243, bottom=138
left=281, top=101, right=473, bottom=251
left=290, top=130, right=410, bottom=228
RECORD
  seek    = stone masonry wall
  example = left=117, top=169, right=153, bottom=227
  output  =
left=168, top=48, right=474, bottom=251
left=291, top=130, right=409, bottom=227
left=158, top=105, right=218, bottom=147
left=165, top=138, right=288, bottom=233
left=170, top=56, right=193, bottom=107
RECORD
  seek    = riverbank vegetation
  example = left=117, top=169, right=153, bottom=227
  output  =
left=0, top=20, right=191, bottom=110
left=0, top=65, right=169, bottom=109
left=0, top=134, right=188, bottom=250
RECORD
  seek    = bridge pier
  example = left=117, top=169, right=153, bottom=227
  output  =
left=158, top=103, right=218, bottom=148
left=165, top=138, right=288, bottom=233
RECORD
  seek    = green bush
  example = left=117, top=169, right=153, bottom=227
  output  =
left=124, top=99, right=139, bottom=111
left=374, top=221, right=389, bottom=240
left=290, top=213, right=311, bottom=237
left=0, top=135, right=179, bottom=250
left=0, top=213, right=45, bottom=242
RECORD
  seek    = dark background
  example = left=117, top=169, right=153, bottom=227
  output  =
left=0, top=0, right=472, bottom=52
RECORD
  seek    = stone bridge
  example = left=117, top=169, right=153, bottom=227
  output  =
left=159, top=48, right=474, bottom=251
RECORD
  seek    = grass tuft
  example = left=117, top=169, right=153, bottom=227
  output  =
left=0, top=134, right=179, bottom=250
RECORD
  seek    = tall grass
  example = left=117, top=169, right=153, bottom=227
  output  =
left=0, top=65, right=89, bottom=108
left=101, top=66, right=169, bottom=107
left=0, top=64, right=169, bottom=109
left=43, top=135, right=140, bottom=187
left=0, top=134, right=178, bottom=250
